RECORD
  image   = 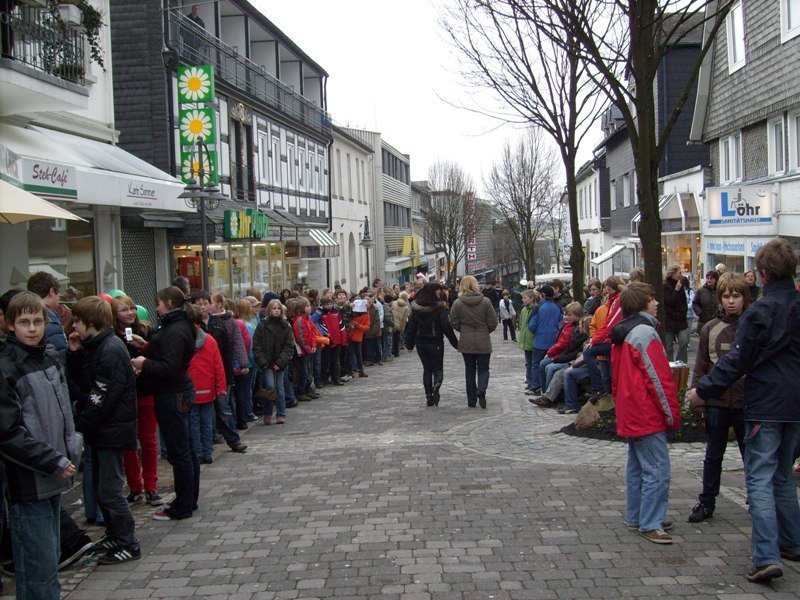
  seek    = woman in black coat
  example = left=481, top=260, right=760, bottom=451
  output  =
left=404, top=283, right=459, bottom=407
left=130, top=286, right=198, bottom=521
left=663, top=265, right=690, bottom=362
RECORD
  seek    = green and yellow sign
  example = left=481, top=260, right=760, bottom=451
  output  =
left=177, top=65, right=215, bottom=104
left=224, top=209, right=269, bottom=240
left=179, top=148, right=218, bottom=185
left=178, top=106, right=216, bottom=145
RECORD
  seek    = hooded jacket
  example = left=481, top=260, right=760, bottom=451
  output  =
left=553, top=326, right=589, bottom=364
left=528, top=299, right=563, bottom=350
left=405, top=300, right=459, bottom=350
left=546, top=321, right=577, bottom=359
left=347, top=312, right=370, bottom=343
left=66, top=329, right=137, bottom=449
left=610, top=312, right=680, bottom=437
left=292, top=314, right=318, bottom=356
left=391, top=298, right=410, bottom=333
left=188, top=329, right=226, bottom=405
left=0, top=335, right=79, bottom=503
left=449, top=291, right=498, bottom=354
left=140, top=308, right=196, bottom=395
left=253, top=315, right=296, bottom=370
left=517, top=303, right=535, bottom=352
left=591, top=291, right=622, bottom=345
left=499, top=297, right=516, bottom=320
left=690, top=311, right=745, bottom=410
left=692, top=284, right=719, bottom=328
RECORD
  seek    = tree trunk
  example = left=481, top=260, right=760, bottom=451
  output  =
left=564, top=155, right=585, bottom=302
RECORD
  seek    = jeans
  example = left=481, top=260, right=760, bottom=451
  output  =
left=416, top=341, right=444, bottom=396
left=190, top=402, right=215, bottom=461
left=283, top=368, right=296, bottom=404
left=154, top=389, right=200, bottom=519
left=698, top=406, right=745, bottom=508
left=313, top=349, right=322, bottom=385
left=348, top=341, right=364, bottom=372
left=626, top=431, right=671, bottom=532
left=9, top=495, right=61, bottom=600
left=321, top=346, right=340, bottom=384
left=563, top=366, right=589, bottom=410
left=584, top=343, right=611, bottom=391
left=382, top=332, right=393, bottom=360
left=463, top=353, right=491, bottom=406
left=502, top=319, right=516, bottom=341
left=540, top=359, right=569, bottom=392
left=124, top=399, right=158, bottom=494
left=214, top=390, right=241, bottom=448
left=233, top=370, right=254, bottom=427
left=82, top=445, right=102, bottom=524
left=664, top=328, right=690, bottom=363
left=364, top=337, right=381, bottom=363
left=530, top=348, right=548, bottom=390
left=743, top=421, right=800, bottom=566
left=92, top=447, right=136, bottom=547
left=262, top=368, right=287, bottom=418
left=544, top=366, right=569, bottom=402
left=523, top=350, right=535, bottom=389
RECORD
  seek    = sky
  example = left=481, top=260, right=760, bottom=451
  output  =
left=256, top=0, right=602, bottom=194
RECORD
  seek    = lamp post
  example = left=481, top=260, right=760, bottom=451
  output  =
left=178, top=135, right=227, bottom=291
left=359, top=215, right=375, bottom=286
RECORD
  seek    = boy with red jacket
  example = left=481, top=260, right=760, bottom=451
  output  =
left=347, top=299, right=370, bottom=377
left=610, top=282, right=680, bottom=545
left=318, top=296, right=345, bottom=385
left=537, top=302, right=582, bottom=392
left=188, top=326, right=226, bottom=464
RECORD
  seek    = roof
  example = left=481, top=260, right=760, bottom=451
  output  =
left=332, top=125, right=374, bottom=154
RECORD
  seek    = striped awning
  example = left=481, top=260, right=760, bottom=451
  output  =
left=301, top=228, right=339, bottom=258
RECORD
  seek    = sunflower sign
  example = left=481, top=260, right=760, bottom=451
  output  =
left=177, top=65, right=215, bottom=104
left=179, top=148, right=218, bottom=185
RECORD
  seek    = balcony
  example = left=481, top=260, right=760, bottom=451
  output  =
left=0, top=5, right=89, bottom=116
left=166, top=11, right=331, bottom=138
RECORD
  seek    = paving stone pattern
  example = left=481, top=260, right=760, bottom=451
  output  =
left=8, top=329, right=799, bottom=599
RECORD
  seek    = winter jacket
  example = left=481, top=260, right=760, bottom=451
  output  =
left=553, top=290, right=572, bottom=309
left=449, top=291, right=498, bottom=355
left=691, top=312, right=745, bottom=411
left=583, top=295, right=602, bottom=316
left=212, top=311, right=248, bottom=370
left=365, top=304, right=382, bottom=338
left=66, top=329, right=137, bottom=450
left=591, top=292, right=622, bottom=345
left=696, top=278, right=800, bottom=422
left=391, top=299, right=410, bottom=333
left=115, top=325, right=153, bottom=404
left=320, top=309, right=346, bottom=347
left=292, top=314, right=318, bottom=356
left=692, top=284, right=719, bottom=329
left=517, top=304, right=535, bottom=352
left=405, top=301, right=459, bottom=350
left=528, top=299, right=563, bottom=350
left=663, top=278, right=689, bottom=333
left=610, top=312, right=680, bottom=438
left=748, top=285, right=761, bottom=304
left=499, top=298, right=516, bottom=320
left=235, top=318, right=252, bottom=366
left=0, top=335, right=78, bottom=503
left=40, top=306, right=68, bottom=361
left=310, top=308, right=327, bottom=337
left=382, top=304, right=395, bottom=334
left=546, top=321, right=576, bottom=359
left=140, top=308, right=196, bottom=395
left=188, top=329, right=226, bottom=405
left=253, top=316, right=295, bottom=370
left=554, top=327, right=589, bottom=364
left=347, top=313, right=370, bottom=343
left=589, top=302, right=609, bottom=339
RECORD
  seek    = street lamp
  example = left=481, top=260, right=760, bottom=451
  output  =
left=359, top=216, right=375, bottom=285
left=178, top=135, right=227, bottom=291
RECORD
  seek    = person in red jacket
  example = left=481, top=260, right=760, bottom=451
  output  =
left=319, top=296, right=345, bottom=385
left=188, top=324, right=226, bottom=464
left=347, top=299, right=370, bottom=377
left=610, top=282, right=680, bottom=545
left=537, top=301, right=581, bottom=391
left=289, top=297, right=317, bottom=399
left=584, top=276, right=626, bottom=402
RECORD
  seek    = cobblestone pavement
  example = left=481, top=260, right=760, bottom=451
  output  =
left=6, top=328, right=799, bottom=599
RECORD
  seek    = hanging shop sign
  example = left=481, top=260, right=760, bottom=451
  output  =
left=177, top=65, right=215, bottom=104
left=179, top=148, right=218, bottom=185
left=224, top=209, right=269, bottom=240
left=707, top=185, right=773, bottom=227
left=178, top=106, right=216, bottom=145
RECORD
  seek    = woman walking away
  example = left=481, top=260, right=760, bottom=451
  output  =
left=130, top=287, right=199, bottom=522
left=450, top=276, right=499, bottom=409
left=405, top=282, right=459, bottom=407
left=499, top=290, right=517, bottom=342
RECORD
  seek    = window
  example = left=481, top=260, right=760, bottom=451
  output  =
left=355, top=159, right=361, bottom=202
left=318, top=155, right=325, bottom=195
left=726, top=1, right=746, bottom=73
left=258, top=133, right=268, bottom=183
left=782, top=0, right=800, bottom=42
left=789, top=111, right=800, bottom=170
left=383, top=202, right=410, bottom=228
left=579, top=189, right=584, bottom=219
left=720, top=132, right=742, bottom=183
left=768, top=117, right=786, bottom=175
left=298, top=148, right=305, bottom=188
left=361, top=161, right=366, bottom=202
left=622, top=173, right=631, bottom=208
left=308, top=150, right=316, bottom=193
left=346, top=153, right=352, bottom=199
left=336, top=149, right=342, bottom=197
left=610, top=179, right=617, bottom=210
left=271, top=136, right=280, bottom=185
left=287, top=142, right=296, bottom=186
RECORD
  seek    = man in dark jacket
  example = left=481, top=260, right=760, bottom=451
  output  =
left=662, top=265, right=690, bottom=362
left=67, top=296, right=140, bottom=564
left=688, top=238, right=800, bottom=584
left=26, top=271, right=68, bottom=358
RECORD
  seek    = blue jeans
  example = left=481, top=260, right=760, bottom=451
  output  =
left=81, top=445, right=103, bottom=525
left=282, top=368, right=296, bottom=404
left=10, top=495, right=61, bottom=600
left=463, top=353, right=490, bottom=406
left=190, top=402, right=215, bottom=461
left=743, top=421, right=800, bottom=566
left=543, top=361, right=569, bottom=392
left=382, top=332, right=393, bottom=360
left=698, top=406, right=745, bottom=507
left=563, top=366, right=589, bottom=410
left=313, top=349, right=322, bottom=385
left=349, top=341, right=363, bottom=372
left=626, top=431, right=670, bottom=532
left=583, top=343, right=611, bottom=392
left=234, top=370, right=254, bottom=426
left=523, top=350, right=535, bottom=389
left=263, top=368, right=287, bottom=418
left=215, top=389, right=241, bottom=448
left=664, top=327, right=690, bottom=363
left=530, top=348, right=547, bottom=390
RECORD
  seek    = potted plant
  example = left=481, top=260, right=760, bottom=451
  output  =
left=47, top=0, right=104, bottom=68
left=52, top=62, right=85, bottom=83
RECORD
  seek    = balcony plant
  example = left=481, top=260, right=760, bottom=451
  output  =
left=47, top=0, right=104, bottom=68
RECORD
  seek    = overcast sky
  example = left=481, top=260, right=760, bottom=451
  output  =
left=256, top=0, right=601, bottom=193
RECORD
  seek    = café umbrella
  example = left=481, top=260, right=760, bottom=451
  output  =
left=0, top=179, right=84, bottom=225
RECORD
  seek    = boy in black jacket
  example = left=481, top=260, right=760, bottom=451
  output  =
left=67, top=296, right=140, bottom=564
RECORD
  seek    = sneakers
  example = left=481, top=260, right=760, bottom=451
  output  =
left=296, top=394, right=312, bottom=402
left=152, top=510, right=174, bottom=521
left=126, top=491, right=144, bottom=504
left=231, top=442, right=247, bottom=453
left=97, top=544, right=141, bottom=565
left=90, top=536, right=119, bottom=555
left=307, top=391, right=320, bottom=399
left=780, top=548, right=800, bottom=561
left=146, top=491, right=164, bottom=506
left=524, top=389, right=540, bottom=396
left=558, top=407, right=578, bottom=414
left=59, top=535, right=95, bottom=570
left=532, top=396, right=553, bottom=407
left=628, top=520, right=673, bottom=532
left=587, top=390, right=606, bottom=404
left=276, top=417, right=285, bottom=424
left=745, top=563, right=783, bottom=583
left=639, top=528, right=673, bottom=544
left=688, top=502, right=714, bottom=523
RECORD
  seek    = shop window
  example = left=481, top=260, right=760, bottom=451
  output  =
left=229, top=244, right=251, bottom=299
left=28, top=216, right=95, bottom=305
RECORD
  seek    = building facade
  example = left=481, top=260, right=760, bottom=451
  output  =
left=576, top=156, right=613, bottom=280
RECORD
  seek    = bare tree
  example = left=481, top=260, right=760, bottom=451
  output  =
left=485, top=129, right=561, bottom=285
left=539, top=0, right=733, bottom=311
left=423, top=161, right=476, bottom=287
left=442, top=0, right=606, bottom=301
left=492, top=221, right=519, bottom=284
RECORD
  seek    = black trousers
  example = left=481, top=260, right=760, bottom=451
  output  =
left=416, top=341, right=444, bottom=395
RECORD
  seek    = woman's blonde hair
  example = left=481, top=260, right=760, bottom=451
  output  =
left=564, top=301, right=583, bottom=319
left=265, top=298, right=286, bottom=319
left=458, top=275, right=480, bottom=296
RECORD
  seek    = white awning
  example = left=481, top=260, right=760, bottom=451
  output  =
left=385, top=255, right=413, bottom=272
left=0, top=124, right=192, bottom=212
left=590, top=244, right=626, bottom=265
left=308, top=228, right=340, bottom=257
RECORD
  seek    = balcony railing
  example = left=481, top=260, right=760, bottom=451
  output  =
left=0, top=6, right=86, bottom=85
left=166, top=12, right=331, bottom=137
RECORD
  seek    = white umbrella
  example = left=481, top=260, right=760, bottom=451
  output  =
left=0, top=179, right=85, bottom=225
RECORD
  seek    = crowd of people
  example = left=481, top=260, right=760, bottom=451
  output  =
left=0, top=238, right=799, bottom=596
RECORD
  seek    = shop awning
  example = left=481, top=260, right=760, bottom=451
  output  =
left=0, top=124, right=192, bottom=212
left=590, top=244, right=626, bottom=265
left=306, top=228, right=340, bottom=257
left=385, top=255, right=413, bottom=272
left=0, top=179, right=85, bottom=224
left=631, top=193, right=700, bottom=236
